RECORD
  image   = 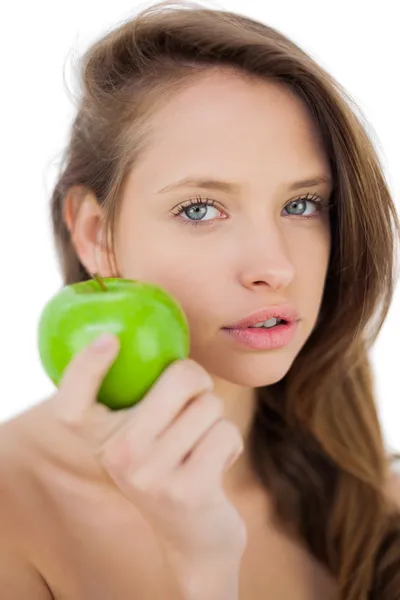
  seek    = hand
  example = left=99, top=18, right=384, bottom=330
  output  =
left=52, top=333, right=247, bottom=600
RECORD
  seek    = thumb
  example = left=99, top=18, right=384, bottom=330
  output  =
left=55, top=333, right=120, bottom=423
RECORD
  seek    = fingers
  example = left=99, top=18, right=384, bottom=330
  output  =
left=151, top=393, right=225, bottom=470
left=107, top=392, right=224, bottom=478
left=111, top=417, right=244, bottom=512
left=55, top=333, right=120, bottom=423
left=180, top=419, right=244, bottom=489
left=100, top=359, right=214, bottom=456
left=100, top=392, right=243, bottom=505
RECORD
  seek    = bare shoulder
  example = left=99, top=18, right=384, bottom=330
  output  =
left=0, top=403, right=181, bottom=599
left=0, top=413, right=53, bottom=598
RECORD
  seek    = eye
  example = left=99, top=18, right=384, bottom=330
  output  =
left=172, top=196, right=227, bottom=225
left=282, top=192, right=332, bottom=219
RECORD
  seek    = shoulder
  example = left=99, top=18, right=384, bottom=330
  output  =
left=0, top=416, right=53, bottom=597
left=0, top=403, right=174, bottom=599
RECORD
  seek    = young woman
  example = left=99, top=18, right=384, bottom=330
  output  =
left=1, top=2, right=399, bottom=599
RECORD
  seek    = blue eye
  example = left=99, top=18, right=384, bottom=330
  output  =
left=172, top=196, right=226, bottom=226
left=181, top=202, right=216, bottom=221
left=282, top=193, right=329, bottom=218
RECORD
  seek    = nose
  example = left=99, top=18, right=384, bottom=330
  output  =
left=236, top=224, right=295, bottom=292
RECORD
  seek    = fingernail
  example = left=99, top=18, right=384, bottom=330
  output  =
left=92, top=333, right=118, bottom=352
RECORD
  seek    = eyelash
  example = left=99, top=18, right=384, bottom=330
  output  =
left=171, top=192, right=333, bottom=227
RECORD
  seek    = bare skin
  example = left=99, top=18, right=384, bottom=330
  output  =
left=0, top=398, right=337, bottom=599
left=1, top=70, right=397, bottom=598
left=1, top=401, right=398, bottom=599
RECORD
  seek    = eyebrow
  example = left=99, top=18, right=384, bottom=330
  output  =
left=158, top=175, right=332, bottom=195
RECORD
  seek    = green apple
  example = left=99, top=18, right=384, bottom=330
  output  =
left=37, top=275, right=190, bottom=410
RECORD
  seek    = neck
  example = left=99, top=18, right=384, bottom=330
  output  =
left=211, top=378, right=260, bottom=495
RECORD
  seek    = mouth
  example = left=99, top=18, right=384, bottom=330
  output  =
left=223, top=317, right=289, bottom=331
left=222, top=305, right=300, bottom=330
left=221, top=318, right=298, bottom=351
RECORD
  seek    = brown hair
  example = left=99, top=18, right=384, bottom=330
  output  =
left=50, top=2, right=400, bottom=598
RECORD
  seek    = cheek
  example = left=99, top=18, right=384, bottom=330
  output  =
left=291, top=220, right=331, bottom=270
left=290, top=225, right=331, bottom=314
left=117, top=231, right=224, bottom=318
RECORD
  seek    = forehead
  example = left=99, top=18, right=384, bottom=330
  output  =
left=133, top=71, right=331, bottom=188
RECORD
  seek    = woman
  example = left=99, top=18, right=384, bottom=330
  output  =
left=1, top=1, right=399, bottom=599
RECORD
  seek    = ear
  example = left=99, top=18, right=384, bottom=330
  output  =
left=63, top=187, right=116, bottom=278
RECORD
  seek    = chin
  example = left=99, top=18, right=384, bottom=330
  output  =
left=195, top=349, right=297, bottom=388
left=223, top=363, right=291, bottom=388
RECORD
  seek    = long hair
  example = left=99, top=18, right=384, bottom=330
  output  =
left=49, top=2, right=400, bottom=597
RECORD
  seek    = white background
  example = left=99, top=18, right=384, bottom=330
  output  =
left=1, top=0, right=399, bottom=450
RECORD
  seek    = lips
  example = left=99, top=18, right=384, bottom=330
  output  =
left=223, top=305, right=300, bottom=329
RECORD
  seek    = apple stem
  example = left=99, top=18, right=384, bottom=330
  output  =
left=93, top=272, right=108, bottom=292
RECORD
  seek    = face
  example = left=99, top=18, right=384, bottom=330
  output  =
left=76, top=70, right=332, bottom=389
